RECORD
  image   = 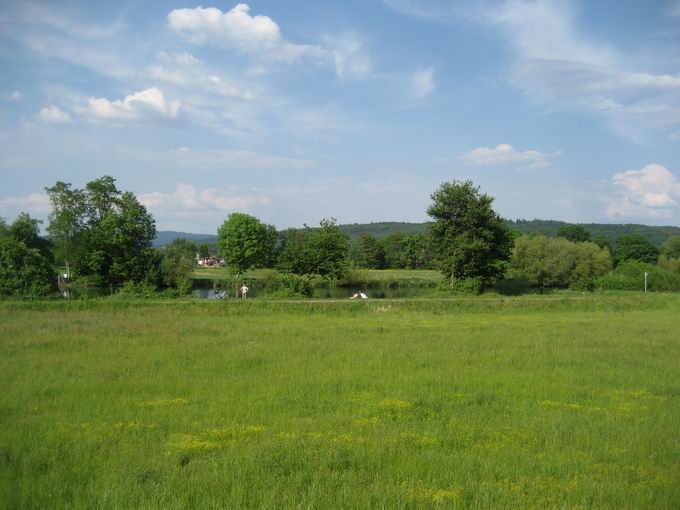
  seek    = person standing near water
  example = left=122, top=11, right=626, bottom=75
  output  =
left=240, top=283, right=249, bottom=299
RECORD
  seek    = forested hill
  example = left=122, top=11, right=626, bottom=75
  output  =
left=152, top=231, right=217, bottom=247
left=337, top=220, right=680, bottom=246
left=154, top=220, right=680, bottom=247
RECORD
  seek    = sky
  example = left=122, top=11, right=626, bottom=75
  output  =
left=1, top=0, right=679, bottom=233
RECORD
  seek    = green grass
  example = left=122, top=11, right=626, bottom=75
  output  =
left=192, top=267, right=442, bottom=285
left=1, top=295, right=679, bottom=508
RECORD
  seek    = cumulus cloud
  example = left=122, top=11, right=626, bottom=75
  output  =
left=409, top=67, right=435, bottom=98
left=167, top=4, right=327, bottom=63
left=139, top=183, right=269, bottom=213
left=39, top=105, right=72, bottom=123
left=461, top=143, right=557, bottom=168
left=86, top=87, right=181, bottom=122
left=605, top=164, right=680, bottom=219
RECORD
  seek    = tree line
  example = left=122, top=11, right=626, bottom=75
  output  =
left=2, top=175, right=680, bottom=298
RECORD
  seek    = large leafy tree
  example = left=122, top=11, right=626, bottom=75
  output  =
left=217, top=213, right=277, bottom=274
left=45, top=176, right=156, bottom=286
left=0, top=215, right=56, bottom=298
left=305, top=219, right=350, bottom=278
left=277, top=219, right=350, bottom=278
left=614, top=234, right=659, bottom=265
left=45, top=181, right=86, bottom=279
left=427, top=180, right=512, bottom=286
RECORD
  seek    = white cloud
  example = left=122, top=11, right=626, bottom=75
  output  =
left=139, top=183, right=269, bottom=213
left=325, top=33, right=372, bottom=79
left=144, top=53, right=254, bottom=101
left=1, top=3, right=131, bottom=79
left=4, top=91, right=24, bottom=102
left=461, top=143, right=557, bottom=168
left=0, top=193, right=51, bottom=214
left=167, top=4, right=327, bottom=63
left=488, top=0, right=680, bottom=136
left=409, top=67, right=435, bottom=98
left=39, top=105, right=72, bottom=123
left=86, top=87, right=181, bottom=122
left=605, top=164, right=680, bottom=219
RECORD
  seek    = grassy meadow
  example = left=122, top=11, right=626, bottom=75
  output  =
left=1, top=295, right=679, bottom=508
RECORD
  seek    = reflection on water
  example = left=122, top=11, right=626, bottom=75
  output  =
left=59, top=286, right=109, bottom=299
left=58, top=281, right=434, bottom=300
left=191, top=280, right=432, bottom=300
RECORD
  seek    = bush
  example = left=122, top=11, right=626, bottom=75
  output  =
left=263, top=273, right=314, bottom=298
left=447, top=276, right=484, bottom=295
left=596, top=260, right=680, bottom=292
left=508, top=236, right=611, bottom=290
left=114, top=281, right=160, bottom=299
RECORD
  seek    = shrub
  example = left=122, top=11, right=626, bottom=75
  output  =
left=596, top=260, right=680, bottom=292
left=508, top=236, right=611, bottom=290
left=448, top=276, right=484, bottom=295
left=263, top=273, right=314, bottom=298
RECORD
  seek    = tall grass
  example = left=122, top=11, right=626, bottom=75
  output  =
left=1, top=296, right=679, bottom=508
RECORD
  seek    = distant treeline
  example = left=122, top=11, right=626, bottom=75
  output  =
left=155, top=220, right=680, bottom=248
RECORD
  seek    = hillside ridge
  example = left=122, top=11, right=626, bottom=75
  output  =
left=154, top=220, right=680, bottom=247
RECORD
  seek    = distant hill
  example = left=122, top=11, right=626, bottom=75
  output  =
left=152, top=231, right=217, bottom=247
left=335, top=220, right=680, bottom=246
left=506, top=220, right=680, bottom=247
left=154, top=220, right=680, bottom=247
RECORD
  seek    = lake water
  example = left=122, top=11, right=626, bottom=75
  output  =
left=58, top=281, right=435, bottom=300
left=192, top=280, right=433, bottom=300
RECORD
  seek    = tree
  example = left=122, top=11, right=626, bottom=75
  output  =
left=305, top=218, right=350, bottom=278
left=198, top=243, right=210, bottom=259
left=0, top=214, right=55, bottom=297
left=556, top=224, right=591, bottom=243
left=216, top=213, right=276, bottom=274
left=45, top=176, right=156, bottom=286
left=160, top=238, right=196, bottom=293
left=592, top=236, right=612, bottom=253
left=508, top=235, right=611, bottom=289
left=45, top=181, right=86, bottom=279
left=427, top=180, right=512, bottom=287
left=277, top=228, right=311, bottom=274
left=382, top=233, right=407, bottom=268
left=277, top=219, right=350, bottom=278
left=614, top=234, right=659, bottom=264
left=355, top=233, right=386, bottom=269
left=9, top=212, right=53, bottom=260
left=402, top=233, right=429, bottom=269
left=660, top=236, right=680, bottom=260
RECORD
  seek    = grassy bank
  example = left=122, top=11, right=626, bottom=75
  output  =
left=1, top=296, right=679, bottom=508
left=192, top=268, right=442, bottom=286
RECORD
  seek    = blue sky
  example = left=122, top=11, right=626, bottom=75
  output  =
left=1, top=0, right=679, bottom=232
